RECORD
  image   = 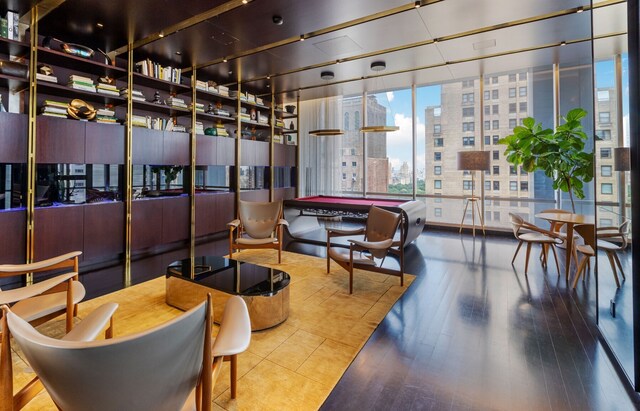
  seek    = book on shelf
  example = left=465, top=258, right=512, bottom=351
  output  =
left=273, top=134, right=284, bottom=144
left=119, top=88, right=146, bottom=101
left=189, top=102, right=204, bottom=112
left=135, top=58, right=182, bottom=84
left=5, top=11, right=17, bottom=40
left=258, top=114, right=269, bottom=124
left=191, top=121, right=204, bottom=135
left=96, top=108, right=115, bottom=117
left=68, top=75, right=96, bottom=93
left=1, top=18, right=7, bottom=39
left=41, top=100, right=69, bottom=118
left=166, top=97, right=188, bottom=109
left=217, top=85, right=229, bottom=96
left=195, top=80, right=208, bottom=91
left=36, top=73, right=58, bottom=83
left=213, top=108, right=230, bottom=117
left=256, top=97, right=264, bottom=106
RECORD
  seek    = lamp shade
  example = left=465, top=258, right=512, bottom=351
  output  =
left=614, top=147, right=630, bottom=171
left=457, top=151, right=490, bottom=171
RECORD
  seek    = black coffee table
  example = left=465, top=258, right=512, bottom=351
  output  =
left=166, top=256, right=290, bottom=331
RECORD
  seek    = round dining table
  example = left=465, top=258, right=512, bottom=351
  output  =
left=535, top=212, right=595, bottom=280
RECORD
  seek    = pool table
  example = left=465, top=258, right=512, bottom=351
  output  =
left=284, top=195, right=426, bottom=246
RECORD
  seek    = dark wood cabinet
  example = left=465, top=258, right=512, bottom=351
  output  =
left=85, top=122, right=125, bottom=164
left=132, top=128, right=163, bottom=165
left=240, top=189, right=269, bottom=202
left=34, top=205, right=84, bottom=262
left=195, top=193, right=217, bottom=237
left=215, top=192, right=236, bottom=232
left=196, top=135, right=216, bottom=165
left=131, top=199, right=163, bottom=250
left=0, top=113, right=27, bottom=163
left=162, top=196, right=189, bottom=243
left=0, top=209, right=26, bottom=263
left=36, top=116, right=85, bottom=164
left=241, top=140, right=270, bottom=166
left=217, top=137, right=235, bottom=166
left=274, top=144, right=296, bottom=167
left=163, top=131, right=190, bottom=165
left=83, top=202, right=124, bottom=262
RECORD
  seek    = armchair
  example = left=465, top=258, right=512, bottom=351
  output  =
left=0, top=251, right=85, bottom=333
left=326, top=206, right=404, bottom=294
left=3, top=297, right=212, bottom=411
left=597, top=220, right=630, bottom=287
left=228, top=200, right=288, bottom=263
left=1, top=302, right=118, bottom=410
left=509, top=213, right=563, bottom=275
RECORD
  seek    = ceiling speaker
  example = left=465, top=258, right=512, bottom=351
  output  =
left=321, top=71, right=335, bottom=80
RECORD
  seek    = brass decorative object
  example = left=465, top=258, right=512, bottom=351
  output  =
left=67, top=99, right=96, bottom=120
left=61, top=42, right=95, bottom=59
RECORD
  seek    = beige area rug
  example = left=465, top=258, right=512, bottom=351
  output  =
left=13, top=249, right=415, bottom=410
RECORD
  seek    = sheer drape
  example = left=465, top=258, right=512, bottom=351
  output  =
left=299, top=96, right=344, bottom=196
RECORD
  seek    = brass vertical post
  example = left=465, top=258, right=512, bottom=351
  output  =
left=270, top=84, right=275, bottom=201
left=235, top=65, right=242, bottom=211
left=614, top=54, right=626, bottom=219
left=124, top=43, right=133, bottom=287
left=479, top=74, right=485, bottom=221
left=25, top=7, right=39, bottom=284
left=295, top=93, right=300, bottom=198
left=362, top=91, right=367, bottom=197
left=190, top=66, right=197, bottom=268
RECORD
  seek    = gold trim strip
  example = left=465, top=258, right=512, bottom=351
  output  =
left=112, top=0, right=249, bottom=56
left=241, top=0, right=624, bottom=89
left=270, top=86, right=275, bottom=201
left=124, top=43, right=133, bottom=288
left=277, top=32, right=626, bottom=95
left=25, top=7, right=39, bottom=283
left=190, top=66, right=197, bottom=261
left=235, top=65, right=242, bottom=210
left=295, top=94, right=300, bottom=198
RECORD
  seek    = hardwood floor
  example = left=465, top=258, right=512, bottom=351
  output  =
left=288, top=231, right=640, bottom=411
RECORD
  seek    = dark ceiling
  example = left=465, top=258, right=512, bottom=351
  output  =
left=30, top=0, right=627, bottom=101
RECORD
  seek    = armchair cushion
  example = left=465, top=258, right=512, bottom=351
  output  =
left=236, top=237, right=277, bottom=245
left=327, top=227, right=365, bottom=237
left=328, top=248, right=377, bottom=266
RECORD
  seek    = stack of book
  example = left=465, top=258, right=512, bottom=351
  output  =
left=258, top=113, right=269, bottom=124
left=275, top=118, right=285, bottom=128
left=173, top=124, right=187, bottom=132
left=239, top=111, right=251, bottom=123
left=195, top=80, right=208, bottom=91
left=189, top=102, right=204, bottom=113
left=41, top=100, right=69, bottom=118
left=96, top=82, right=119, bottom=96
left=1, top=11, right=19, bottom=40
left=215, top=123, right=229, bottom=137
left=68, top=75, right=96, bottom=93
left=96, top=108, right=118, bottom=124
left=166, top=96, right=188, bottom=110
left=215, top=84, right=229, bottom=97
left=213, top=108, right=231, bottom=117
left=273, top=134, right=284, bottom=144
left=130, top=114, right=149, bottom=128
left=256, top=97, right=264, bottom=106
left=36, top=72, right=58, bottom=83
left=119, top=88, right=146, bottom=101
left=135, top=59, right=182, bottom=84
left=246, top=93, right=256, bottom=104
left=192, top=121, right=204, bottom=135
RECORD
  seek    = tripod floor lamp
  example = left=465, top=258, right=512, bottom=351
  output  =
left=457, top=150, right=490, bottom=236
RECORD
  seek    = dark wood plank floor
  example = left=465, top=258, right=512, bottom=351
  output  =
left=284, top=231, right=640, bottom=411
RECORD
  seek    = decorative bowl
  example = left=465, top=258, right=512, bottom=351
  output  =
left=68, top=99, right=96, bottom=120
left=61, top=43, right=95, bottom=59
left=285, top=105, right=296, bottom=114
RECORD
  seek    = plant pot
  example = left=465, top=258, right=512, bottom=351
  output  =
left=285, top=105, right=296, bottom=114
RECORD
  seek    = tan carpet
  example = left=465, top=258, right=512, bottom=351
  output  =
left=13, top=249, right=415, bottom=410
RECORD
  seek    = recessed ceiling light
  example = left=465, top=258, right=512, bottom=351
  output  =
left=370, top=61, right=386, bottom=71
left=242, top=0, right=248, bottom=4
left=576, top=7, right=584, bottom=13
left=229, top=70, right=233, bottom=75
left=560, top=41, right=567, bottom=46
left=96, top=23, right=104, bottom=28
left=321, top=71, right=334, bottom=80
left=158, top=33, right=164, bottom=38
left=300, top=35, right=305, bottom=42
left=266, top=75, right=271, bottom=79
left=272, top=15, right=283, bottom=25
left=414, top=1, right=421, bottom=8
left=175, top=51, right=181, bottom=55
left=223, top=58, right=228, bottom=62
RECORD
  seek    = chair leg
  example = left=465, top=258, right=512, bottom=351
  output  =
left=1, top=313, right=13, bottom=411
left=512, top=240, right=523, bottom=265
left=524, top=242, right=532, bottom=275
left=606, top=252, right=621, bottom=288
left=550, top=245, right=560, bottom=276
left=278, top=226, right=283, bottom=264
left=229, top=231, right=234, bottom=260
left=572, top=256, right=588, bottom=289
left=65, top=278, right=74, bottom=333
left=326, top=236, right=331, bottom=273
left=613, top=253, right=625, bottom=279
left=540, top=244, right=547, bottom=268
left=230, top=354, right=238, bottom=399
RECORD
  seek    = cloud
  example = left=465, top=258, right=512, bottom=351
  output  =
left=386, top=91, right=394, bottom=103
left=378, top=113, right=426, bottom=170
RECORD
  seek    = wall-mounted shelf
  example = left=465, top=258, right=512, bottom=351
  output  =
left=132, top=72, right=191, bottom=95
left=195, top=111, right=236, bottom=123
left=37, top=81, right=127, bottom=106
left=0, top=37, right=29, bottom=57
left=37, top=46, right=126, bottom=77
left=132, top=99, right=191, bottom=117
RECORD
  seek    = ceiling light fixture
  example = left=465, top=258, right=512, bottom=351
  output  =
left=576, top=7, right=584, bottom=13
left=360, top=125, right=400, bottom=133
left=223, top=58, right=228, bottom=62
left=414, top=1, right=421, bottom=8
left=175, top=51, right=181, bottom=55
left=242, top=0, right=248, bottom=4
left=309, top=129, right=345, bottom=136
left=299, top=35, right=305, bottom=42
left=560, top=41, right=567, bottom=46
left=370, top=61, right=386, bottom=71
left=272, top=15, right=283, bottom=25
left=96, top=23, right=104, bottom=28
left=158, top=33, right=164, bottom=38
left=321, top=71, right=335, bottom=80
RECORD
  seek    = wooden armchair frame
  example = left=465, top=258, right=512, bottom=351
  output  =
left=0, top=251, right=83, bottom=333
left=510, top=214, right=563, bottom=275
left=326, top=206, right=405, bottom=294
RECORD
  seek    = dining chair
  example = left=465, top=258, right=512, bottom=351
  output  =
left=326, top=206, right=404, bottom=294
left=538, top=208, right=578, bottom=263
left=571, top=224, right=596, bottom=289
left=0, top=251, right=85, bottom=334
left=1, top=302, right=118, bottom=410
left=228, top=200, right=288, bottom=263
left=596, top=220, right=630, bottom=287
left=3, top=297, right=213, bottom=411
left=509, top=213, right=563, bottom=275
left=211, top=295, right=252, bottom=399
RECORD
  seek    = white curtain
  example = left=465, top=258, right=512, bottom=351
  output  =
left=299, top=96, right=344, bottom=196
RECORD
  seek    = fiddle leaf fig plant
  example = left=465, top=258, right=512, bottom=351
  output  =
left=498, top=108, right=594, bottom=212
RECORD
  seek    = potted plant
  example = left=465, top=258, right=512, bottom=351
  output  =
left=499, top=108, right=594, bottom=212
left=151, top=165, right=183, bottom=191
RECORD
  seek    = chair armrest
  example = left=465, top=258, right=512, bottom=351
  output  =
left=0, top=272, right=77, bottom=305
left=62, top=303, right=118, bottom=342
left=277, top=219, right=289, bottom=227
left=326, top=227, right=365, bottom=237
left=0, top=251, right=82, bottom=274
left=227, top=219, right=241, bottom=229
left=598, top=232, right=623, bottom=240
left=348, top=238, right=394, bottom=251
left=520, top=221, right=560, bottom=238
